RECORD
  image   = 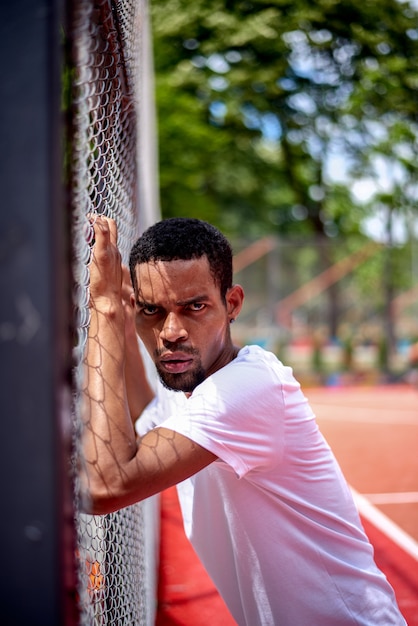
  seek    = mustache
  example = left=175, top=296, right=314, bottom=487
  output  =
left=154, top=345, right=199, bottom=358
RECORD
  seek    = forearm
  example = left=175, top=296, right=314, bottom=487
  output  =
left=82, top=301, right=137, bottom=500
left=124, top=323, right=155, bottom=426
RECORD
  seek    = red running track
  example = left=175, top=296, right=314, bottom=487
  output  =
left=155, top=487, right=236, bottom=625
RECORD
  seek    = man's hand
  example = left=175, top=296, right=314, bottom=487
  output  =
left=89, top=215, right=123, bottom=308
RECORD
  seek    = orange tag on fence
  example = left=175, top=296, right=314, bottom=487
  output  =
left=87, top=560, right=104, bottom=592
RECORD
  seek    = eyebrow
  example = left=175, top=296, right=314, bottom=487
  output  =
left=135, top=294, right=209, bottom=307
left=176, top=294, right=209, bottom=306
left=135, top=298, right=152, bottom=307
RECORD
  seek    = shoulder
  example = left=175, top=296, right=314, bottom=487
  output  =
left=188, top=345, right=297, bottom=420
left=233, top=344, right=288, bottom=372
left=217, top=344, right=299, bottom=395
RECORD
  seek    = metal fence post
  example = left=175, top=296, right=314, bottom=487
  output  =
left=0, top=1, right=78, bottom=624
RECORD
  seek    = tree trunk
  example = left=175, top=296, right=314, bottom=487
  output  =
left=382, top=205, right=396, bottom=374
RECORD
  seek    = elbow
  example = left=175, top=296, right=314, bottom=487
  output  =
left=78, top=463, right=119, bottom=515
left=78, top=464, right=144, bottom=515
left=79, top=482, right=129, bottom=516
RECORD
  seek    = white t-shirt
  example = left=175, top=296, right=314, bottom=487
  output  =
left=137, top=345, right=405, bottom=626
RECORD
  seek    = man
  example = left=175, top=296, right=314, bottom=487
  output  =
left=83, top=215, right=406, bottom=625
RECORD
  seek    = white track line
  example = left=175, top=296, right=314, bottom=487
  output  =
left=351, top=487, right=418, bottom=562
left=363, top=492, right=418, bottom=505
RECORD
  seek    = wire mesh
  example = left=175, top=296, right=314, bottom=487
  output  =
left=67, top=1, right=157, bottom=624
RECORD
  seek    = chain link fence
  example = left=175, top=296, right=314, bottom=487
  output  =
left=67, top=1, right=159, bottom=624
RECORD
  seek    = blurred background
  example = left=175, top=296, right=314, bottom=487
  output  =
left=148, top=0, right=418, bottom=387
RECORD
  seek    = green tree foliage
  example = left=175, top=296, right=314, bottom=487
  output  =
left=150, top=0, right=418, bottom=356
left=150, top=0, right=418, bottom=241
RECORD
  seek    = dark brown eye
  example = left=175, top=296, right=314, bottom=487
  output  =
left=142, top=305, right=159, bottom=316
left=188, top=302, right=205, bottom=311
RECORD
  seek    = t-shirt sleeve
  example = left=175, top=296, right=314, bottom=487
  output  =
left=160, top=355, right=287, bottom=478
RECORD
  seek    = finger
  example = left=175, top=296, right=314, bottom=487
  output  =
left=121, top=266, right=134, bottom=302
left=84, top=214, right=96, bottom=246
left=91, top=215, right=110, bottom=246
left=121, top=265, right=131, bottom=285
left=91, top=215, right=117, bottom=243
left=107, top=217, right=118, bottom=247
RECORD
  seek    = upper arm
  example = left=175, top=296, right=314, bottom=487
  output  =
left=86, top=427, right=217, bottom=514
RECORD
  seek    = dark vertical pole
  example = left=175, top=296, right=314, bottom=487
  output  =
left=0, top=1, right=78, bottom=624
left=383, top=205, right=396, bottom=376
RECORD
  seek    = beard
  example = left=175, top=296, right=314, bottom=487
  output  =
left=155, top=347, right=206, bottom=393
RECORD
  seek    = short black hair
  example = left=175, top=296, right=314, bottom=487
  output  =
left=129, top=218, right=233, bottom=301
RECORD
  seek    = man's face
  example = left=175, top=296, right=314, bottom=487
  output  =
left=132, top=256, right=240, bottom=393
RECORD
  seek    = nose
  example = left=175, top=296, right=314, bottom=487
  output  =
left=159, top=312, right=188, bottom=344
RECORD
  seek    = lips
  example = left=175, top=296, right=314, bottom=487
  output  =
left=160, top=352, right=194, bottom=374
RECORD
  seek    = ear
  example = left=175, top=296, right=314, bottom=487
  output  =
left=226, top=284, right=244, bottom=322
